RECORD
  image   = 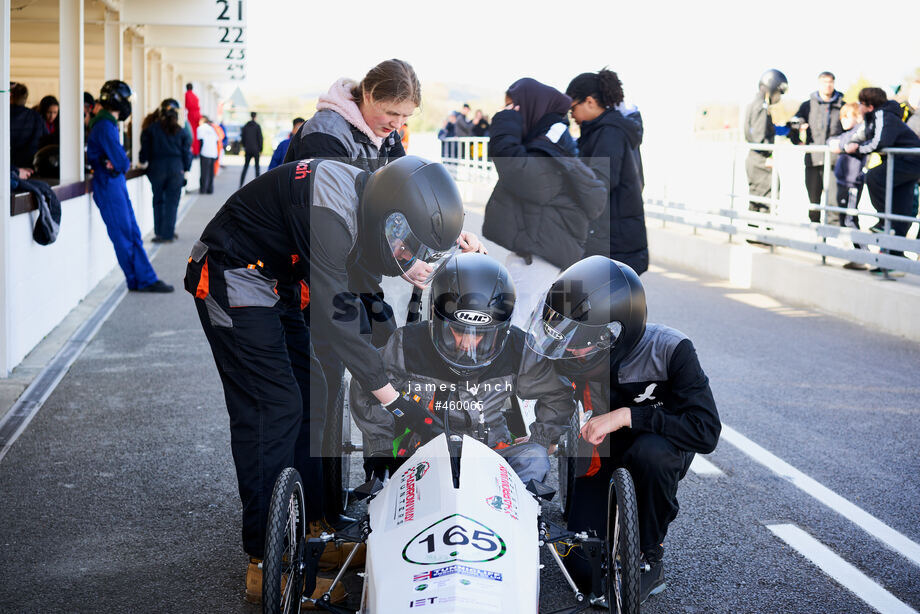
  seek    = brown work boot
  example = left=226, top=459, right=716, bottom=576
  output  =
left=244, top=557, right=262, bottom=604
left=302, top=573, right=347, bottom=610
left=308, top=519, right=365, bottom=571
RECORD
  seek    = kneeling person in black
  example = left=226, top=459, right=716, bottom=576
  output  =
left=185, top=156, right=472, bottom=603
left=519, top=256, right=721, bottom=604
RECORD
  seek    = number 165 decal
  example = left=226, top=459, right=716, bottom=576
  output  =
left=403, top=514, right=506, bottom=565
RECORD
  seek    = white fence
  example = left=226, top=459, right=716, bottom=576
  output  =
left=440, top=136, right=920, bottom=276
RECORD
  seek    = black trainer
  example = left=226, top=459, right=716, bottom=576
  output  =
left=133, top=280, right=174, bottom=293
left=639, top=556, right=666, bottom=604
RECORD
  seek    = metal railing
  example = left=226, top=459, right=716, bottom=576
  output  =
left=650, top=142, right=920, bottom=275
left=440, top=136, right=920, bottom=276
left=440, top=137, right=495, bottom=183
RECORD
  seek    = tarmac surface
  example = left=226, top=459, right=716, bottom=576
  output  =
left=1, top=158, right=919, bottom=613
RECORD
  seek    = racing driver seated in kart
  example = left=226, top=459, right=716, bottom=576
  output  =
left=519, top=256, right=721, bottom=605
left=350, top=252, right=574, bottom=484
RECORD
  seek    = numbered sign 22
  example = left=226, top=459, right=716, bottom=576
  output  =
left=403, top=514, right=506, bottom=565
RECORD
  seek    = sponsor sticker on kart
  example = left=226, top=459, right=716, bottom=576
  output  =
left=394, top=461, right=430, bottom=525
left=412, top=564, right=503, bottom=583
left=485, top=464, right=520, bottom=520
left=403, top=514, right=506, bottom=565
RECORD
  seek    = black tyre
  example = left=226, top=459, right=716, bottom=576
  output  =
left=558, top=414, right=579, bottom=521
left=263, top=467, right=307, bottom=614
left=322, top=379, right=346, bottom=519
left=606, top=467, right=641, bottom=614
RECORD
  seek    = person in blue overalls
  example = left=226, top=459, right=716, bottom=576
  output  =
left=86, top=80, right=173, bottom=293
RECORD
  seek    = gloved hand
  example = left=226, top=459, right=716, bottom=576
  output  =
left=364, top=453, right=405, bottom=481
left=385, top=394, right=444, bottom=441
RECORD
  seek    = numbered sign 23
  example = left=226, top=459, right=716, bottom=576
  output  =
left=403, top=514, right=506, bottom=565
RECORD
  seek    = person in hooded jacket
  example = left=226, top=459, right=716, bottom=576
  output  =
left=847, top=87, right=920, bottom=261
left=788, top=72, right=845, bottom=223
left=282, top=60, right=423, bottom=522
left=519, top=256, right=720, bottom=605
left=140, top=98, right=193, bottom=242
left=482, top=77, right=607, bottom=330
left=87, top=80, right=172, bottom=293
left=566, top=69, right=648, bottom=274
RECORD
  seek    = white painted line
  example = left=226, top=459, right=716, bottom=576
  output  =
left=767, top=524, right=918, bottom=614
left=689, top=455, right=724, bottom=476
left=722, top=424, right=920, bottom=569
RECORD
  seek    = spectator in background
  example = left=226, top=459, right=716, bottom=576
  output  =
left=38, top=95, right=59, bottom=137
left=454, top=103, right=474, bottom=137
left=788, top=71, right=844, bottom=223
left=184, top=83, right=201, bottom=156
left=88, top=80, right=172, bottom=293
left=472, top=109, right=490, bottom=136
left=567, top=68, right=648, bottom=274
left=268, top=117, right=305, bottom=170
left=482, top=77, right=607, bottom=329
left=9, top=83, right=47, bottom=170
left=744, top=69, right=787, bottom=213
left=197, top=116, right=220, bottom=193
left=829, top=102, right=869, bottom=269
left=212, top=120, right=226, bottom=175
left=847, top=87, right=920, bottom=263
left=140, top=98, right=192, bottom=242
left=438, top=113, right=457, bottom=158
left=239, top=111, right=263, bottom=186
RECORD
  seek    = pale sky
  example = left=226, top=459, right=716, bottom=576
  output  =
left=243, top=0, right=919, bottom=136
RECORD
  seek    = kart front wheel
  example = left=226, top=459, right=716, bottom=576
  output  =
left=263, top=467, right=307, bottom=614
left=606, top=467, right=641, bottom=614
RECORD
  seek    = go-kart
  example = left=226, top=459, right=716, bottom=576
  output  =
left=260, top=406, right=646, bottom=614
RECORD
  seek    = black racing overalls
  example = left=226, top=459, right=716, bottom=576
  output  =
left=186, top=159, right=360, bottom=559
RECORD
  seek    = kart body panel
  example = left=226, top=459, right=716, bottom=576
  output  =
left=360, top=434, right=539, bottom=613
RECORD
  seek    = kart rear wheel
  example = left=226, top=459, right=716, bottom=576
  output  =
left=606, top=467, right=641, bottom=614
left=263, top=467, right=307, bottom=614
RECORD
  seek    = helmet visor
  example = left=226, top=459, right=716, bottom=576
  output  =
left=524, top=299, right=623, bottom=361
left=432, top=319, right=507, bottom=371
left=384, top=212, right=460, bottom=286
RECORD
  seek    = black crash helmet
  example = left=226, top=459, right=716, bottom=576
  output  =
left=99, top=80, right=133, bottom=119
left=429, top=252, right=515, bottom=376
left=758, top=69, right=788, bottom=103
left=359, top=155, right=465, bottom=283
left=525, top=256, right=646, bottom=380
left=32, top=145, right=60, bottom=179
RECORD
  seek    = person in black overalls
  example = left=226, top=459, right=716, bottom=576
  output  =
left=519, top=257, right=721, bottom=606
left=185, top=156, right=478, bottom=603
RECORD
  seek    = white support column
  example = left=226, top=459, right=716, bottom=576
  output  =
left=130, top=32, right=146, bottom=167
left=162, top=63, right=172, bottom=105
left=1, top=0, right=12, bottom=376
left=103, top=9, right=123, bottom=81
left=59, top=0, right=85, bottom=184
left=148, top=51, right=161, bottom=110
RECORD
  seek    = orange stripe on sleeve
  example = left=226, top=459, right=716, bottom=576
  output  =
left=195, top=259, right=210, bottom=299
